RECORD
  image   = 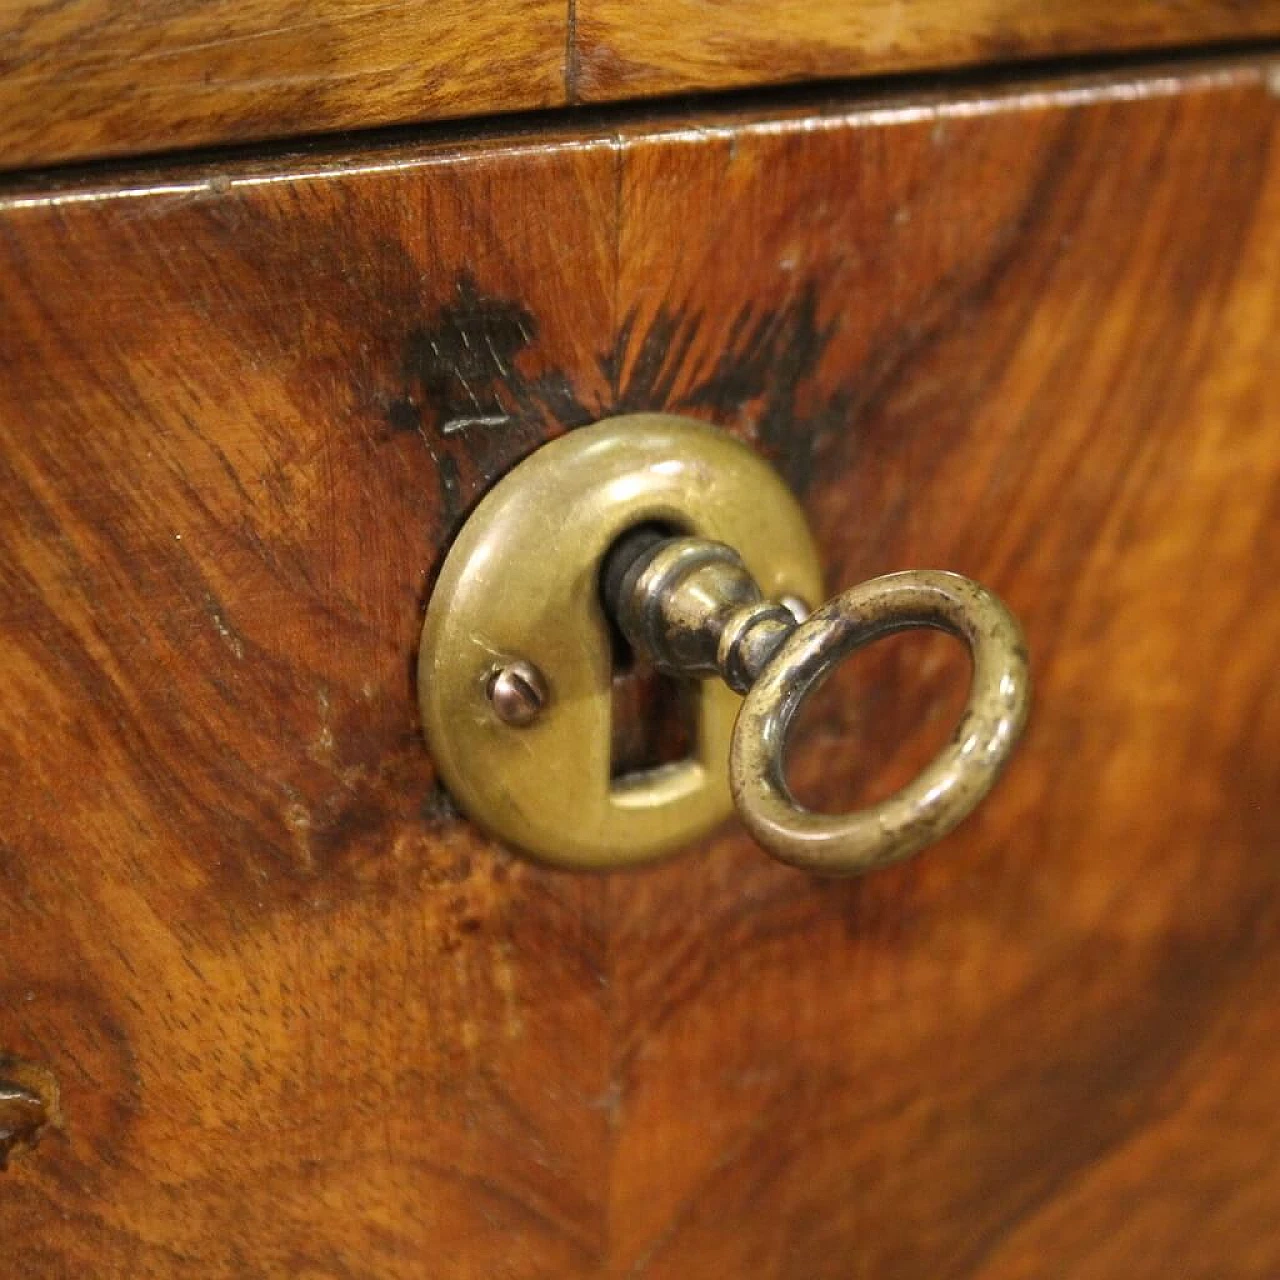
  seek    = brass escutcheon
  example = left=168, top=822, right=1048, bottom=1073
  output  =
left=417, top=415, right=823, bottom=869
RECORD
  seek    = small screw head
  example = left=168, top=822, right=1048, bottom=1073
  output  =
left=487, top=660, right=548, bottom=727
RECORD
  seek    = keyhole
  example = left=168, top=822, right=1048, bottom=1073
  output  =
left=600, top=523, right=698, bottom=785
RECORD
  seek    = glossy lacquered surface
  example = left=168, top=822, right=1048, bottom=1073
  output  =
left=3, top=0, right=1280, bottom=168
left=576, top=0, right=1280, bottom=103
left=0, top=57, right=1278, bottom=1278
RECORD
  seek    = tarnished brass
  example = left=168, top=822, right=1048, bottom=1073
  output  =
left=417, top=415, right=823, bottom=870
left=732, top=571, right=1029, bottom=873
left=421, top=414, right=1029, bottom=875
left=609, top=538, right=1030, bottom=874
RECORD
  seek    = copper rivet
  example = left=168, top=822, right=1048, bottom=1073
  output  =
left=487, top=661, right=548, bottom=727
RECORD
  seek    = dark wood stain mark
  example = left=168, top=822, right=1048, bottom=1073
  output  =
left=394, top=274, right=843, bottom=501
left=646, top=282, right=840, bottom=494
left=387, top=271, right=597, bottom=531
left=391, top=274, right=539, bottom=439
left=391, top=270, right=599, bottom=440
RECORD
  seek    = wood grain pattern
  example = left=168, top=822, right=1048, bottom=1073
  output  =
left=5, top=0, right=1280, bottom=171
left=0, top=0, right=566, bottom=172
left=576, top=1, right=1280, bottom=103
left=2, top=57, right=1279, bottom=1277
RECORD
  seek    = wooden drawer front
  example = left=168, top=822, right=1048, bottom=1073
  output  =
left=1, top=59, right=1278, bottom=1278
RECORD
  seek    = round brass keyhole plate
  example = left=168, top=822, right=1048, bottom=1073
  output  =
left=418, top=415, right=823, bottom=870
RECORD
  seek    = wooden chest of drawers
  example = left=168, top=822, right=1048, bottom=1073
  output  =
left=2, top=6, right=1279, bottom=1276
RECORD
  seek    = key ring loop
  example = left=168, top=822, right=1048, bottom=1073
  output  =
left=729, top=571, right=1030, bottom=875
